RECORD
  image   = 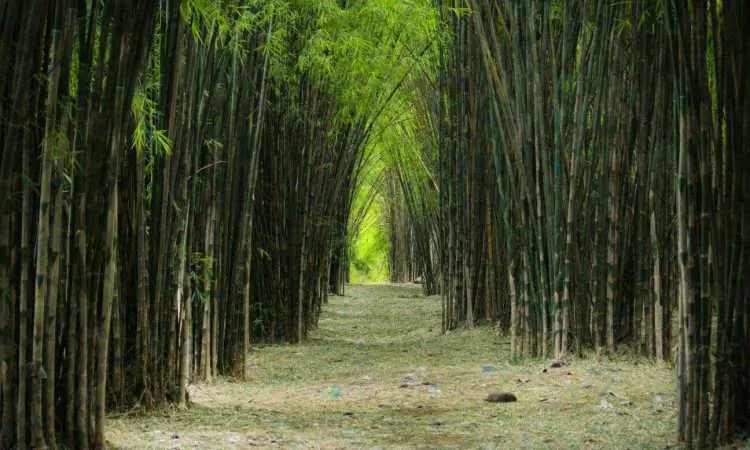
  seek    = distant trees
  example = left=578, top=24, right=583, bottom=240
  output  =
left=384, top=118, right=441, bottom=292
left=376, top=46, right=442, bottom=295
left=248, top=0, right=438, bottom=342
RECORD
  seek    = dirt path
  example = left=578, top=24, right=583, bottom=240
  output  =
left=107, top=284, right=677, bottom=449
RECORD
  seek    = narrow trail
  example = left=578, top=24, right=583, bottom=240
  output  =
left=107, top=284, right=676, bottom=449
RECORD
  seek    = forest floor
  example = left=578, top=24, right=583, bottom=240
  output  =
left=107, top=283, right=679, bottom=449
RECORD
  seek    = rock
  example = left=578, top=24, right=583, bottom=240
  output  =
left=481, top=364, right=497, bottom=374
left=485, top=392, right=517, bottom=403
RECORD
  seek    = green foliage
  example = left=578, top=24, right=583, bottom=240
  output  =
left=131, top=88, right=172, bottom=157
left=189, top=252, right=214, bottom=305
left=350, top=194, right=390, bottom=282
left=297, top=0, right=440, bottom=120
left=311, top=0, right=439, bottom=283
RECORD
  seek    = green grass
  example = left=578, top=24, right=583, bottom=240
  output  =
left=107, top=283, right=680, bottom=449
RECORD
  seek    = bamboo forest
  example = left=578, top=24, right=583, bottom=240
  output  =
left=1, top=0, right=749, bottom=448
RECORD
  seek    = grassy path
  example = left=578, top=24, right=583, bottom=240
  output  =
left=107, top=284, right=678, bottom=449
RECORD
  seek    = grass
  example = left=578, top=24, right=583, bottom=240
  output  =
left=107, top=283, right=680, bottom=449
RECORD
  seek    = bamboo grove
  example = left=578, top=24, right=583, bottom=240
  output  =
left=1, top=0, right=749, bottom=449
left=404, top=0, right=747, bottom=447
left=0, top=0, right=438, bottom=448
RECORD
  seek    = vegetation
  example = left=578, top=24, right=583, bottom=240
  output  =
left=349, top=190, right=390, bottom=283
left=0, top=0, right=748, bottom=449
left=429, top=2, right=750, bottom=447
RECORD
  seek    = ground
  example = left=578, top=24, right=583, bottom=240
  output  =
left=107, top=284, right=679, bottom=449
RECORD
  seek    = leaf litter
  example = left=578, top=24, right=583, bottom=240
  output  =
left=107, top=283, right=678, bottom=449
